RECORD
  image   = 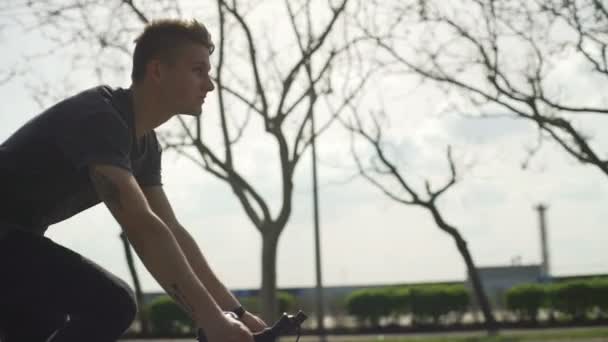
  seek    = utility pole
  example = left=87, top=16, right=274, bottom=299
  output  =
left=311, top=100, right=327, bottom=342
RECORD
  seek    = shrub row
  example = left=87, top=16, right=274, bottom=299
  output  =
left=143, top=279, right=608, bottom=334
left=345, top=285, right=470, bottom=327
left=506, top=278, right=608, bottom=322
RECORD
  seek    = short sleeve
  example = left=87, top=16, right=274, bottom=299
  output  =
left=135, top=131, right=162, bottom=186
left=56, top=110, right=133, bottom=172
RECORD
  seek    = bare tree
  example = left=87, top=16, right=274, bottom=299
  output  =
left=362, top=0, right=608, bottom=175
left=342, top=109, right=498, bottom=333
left=168, top=0, right=372, bottom=322
left=17, top=0, right=372, bottom=322
left=0, top=14, right=20, bottom=87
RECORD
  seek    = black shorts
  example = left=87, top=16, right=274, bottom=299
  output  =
left=0, top=230, right=137, bottom=341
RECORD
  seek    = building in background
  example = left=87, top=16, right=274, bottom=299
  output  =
left=465, top=264, right=543, bottom=310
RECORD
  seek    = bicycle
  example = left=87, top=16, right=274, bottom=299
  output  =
left=197, top=310, right=308, bottom=342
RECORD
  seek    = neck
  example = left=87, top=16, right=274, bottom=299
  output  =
left=130, top=83, right=172, bottom=138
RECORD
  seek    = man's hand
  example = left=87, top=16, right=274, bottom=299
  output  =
left=241, top=311, right=268, bottom=333
left=205, top=313, right=254, bottom=342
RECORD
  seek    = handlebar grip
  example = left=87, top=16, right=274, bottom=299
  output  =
left=252, top=327, right=277, bottom=342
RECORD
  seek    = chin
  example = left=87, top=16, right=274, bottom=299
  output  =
left=181, top=107, right=203, bottom=117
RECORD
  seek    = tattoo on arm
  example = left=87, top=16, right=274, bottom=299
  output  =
left=90, top=169, right=122, bottom=210
left=169, top=283, right=196, bottom=315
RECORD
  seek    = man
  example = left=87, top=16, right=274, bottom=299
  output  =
left=0, top=19, right=265, bottom=342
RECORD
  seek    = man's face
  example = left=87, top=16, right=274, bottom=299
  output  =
left=160, top=43, right=214, bottom=116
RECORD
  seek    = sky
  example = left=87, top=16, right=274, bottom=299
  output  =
left=1, top=1, right=607, bottom=293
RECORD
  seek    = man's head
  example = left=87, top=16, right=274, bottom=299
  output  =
left=131, top=19, right=215, bottom=116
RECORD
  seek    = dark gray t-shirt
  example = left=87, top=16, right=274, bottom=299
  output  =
left=0, top=85, right=162, bottom=236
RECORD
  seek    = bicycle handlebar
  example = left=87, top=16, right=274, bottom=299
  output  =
left=197, top=310, right=308, bottom=342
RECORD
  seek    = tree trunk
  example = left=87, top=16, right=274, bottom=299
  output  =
left=260, top=230, right=280, bottom=323
left=120, top=232, right=149, bottom=335
left=427, top=207, right=498, bottom=334
left=452, top=232, right=498, bottom=334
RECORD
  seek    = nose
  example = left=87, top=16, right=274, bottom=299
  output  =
left=206, top=77, right=215, bottom=92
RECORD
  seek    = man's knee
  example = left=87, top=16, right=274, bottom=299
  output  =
left=90, top=282, right=138, bottom=331
left=110, top=284, right=138, bottom=329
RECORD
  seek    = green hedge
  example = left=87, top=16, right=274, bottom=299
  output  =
left=547, top=281, right=594, bottom=320
left=278, top=291, right=297, bottom=314
left=345, top=287, right=408, bottom=327
left=505, top=284, right=545, bottom=322
left=145, top=295, right=194, bottom=334
left=590, top=278, right=608, bottom=317
left=505, top=278, right=608, bottom=321
left=345, top=285, right=469, bottom=326
left=410, top=285, right=469, bottom=324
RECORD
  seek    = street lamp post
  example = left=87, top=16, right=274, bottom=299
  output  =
left=311, top=104, right=327, bottom=342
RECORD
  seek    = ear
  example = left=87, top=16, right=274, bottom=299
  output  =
left=146, top=59, right=163, bottom=84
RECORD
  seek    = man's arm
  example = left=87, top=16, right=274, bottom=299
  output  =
left=143, top=185, right=268, bottom=332
left=89, top=164, right=226, bottom=330
left=141, top=185, right=242, bottom=311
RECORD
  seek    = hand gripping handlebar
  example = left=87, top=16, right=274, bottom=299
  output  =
left=197, top=310, right=308, bottom=342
